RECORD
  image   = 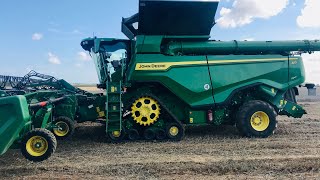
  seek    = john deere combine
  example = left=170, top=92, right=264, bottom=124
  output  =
left=80, top=0, right=320, bottom=142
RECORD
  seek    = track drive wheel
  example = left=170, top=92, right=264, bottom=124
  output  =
left=236, top=100, right=277, bottom=138
left=166, top=123, right=185, bottom=141
left=21, top=128, right=57, bottom=162
left=131, top=97, right=161, bottom=126
left=52, top=116, right=75, bottom=140
left=107, top=130, right=126, bottom=143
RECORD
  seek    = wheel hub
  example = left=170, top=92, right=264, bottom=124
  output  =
left=140, top=106, right=151, bottom=116
left=169, top=126, right=179, bottom=136
left=53, top=121, right=69, bottom=137
left=131, top=97, right=161, bottom=126
left=112, top=131, right=121, bottom=138
left=26, top=136, right=48, bottom=157
left=253, top=117, right=262, bottom=125
left=250, top=111, right=270, bottom=132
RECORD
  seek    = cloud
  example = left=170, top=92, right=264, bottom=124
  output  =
left=48, top=28, right=83, bottom=35
left=48, top=52, right=61, bottom=65
left=241, top=37, right=255, bottom=41
left=75, top=63, right=83, bottom=68
left=72, top=29, right=83, bottom=35
left=32, top=33, right=43, bottom=40
left=78, top=52, right=91, bottom=61
left=302, top=52, right=320, bottom=84
left=217, top=0, right=289, bottom=28
left=297, top=0, right=320, bottom=28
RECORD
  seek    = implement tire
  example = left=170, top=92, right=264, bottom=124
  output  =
left=236, top=100, right=277, bottom=138
left=21, top=128, right=57, bottom=162
left=52, top=116, right=75, bottom=140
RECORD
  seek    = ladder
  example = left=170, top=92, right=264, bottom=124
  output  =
left=105, top=52, right=127, bottom=136
left=106, top=81, right=122, bottom=134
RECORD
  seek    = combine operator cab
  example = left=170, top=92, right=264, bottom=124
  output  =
left=81, top=38, right=131, bottom=88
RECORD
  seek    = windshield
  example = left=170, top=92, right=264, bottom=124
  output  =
left=91, top=42, right=127, bottom=84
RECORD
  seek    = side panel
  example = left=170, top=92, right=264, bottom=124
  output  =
left=288, top=56, right=305, bottom=87
left=0, top=96, right=30, bottom=155
left=207, top=55, right=290, bottom=103
left=129, top=54, right=214, bottom=107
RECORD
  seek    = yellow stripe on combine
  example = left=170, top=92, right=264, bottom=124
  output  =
left=135, top=58, right=299, bottom=71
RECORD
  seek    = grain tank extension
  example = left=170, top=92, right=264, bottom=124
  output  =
left=81, top=0, right=320, bottom=142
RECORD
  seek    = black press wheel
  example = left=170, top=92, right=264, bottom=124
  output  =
left=127, top=129, right=140, bottom=141
left=236, top=100, right=277, bottom=138
left=166, top=123, right=185, bottom=141
left=21, top=128, right=57, bottom=162
left=52, top=116, right=75, bottom=140
left=107, top=129, right=126, bottom=143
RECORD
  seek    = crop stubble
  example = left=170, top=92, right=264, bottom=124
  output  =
left=0, top=100, right=320, bottom=179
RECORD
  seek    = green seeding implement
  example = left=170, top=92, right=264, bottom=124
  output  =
left=0, top=71, right=106, bottom=139
left=0, top=95, right=66, bottom=162
left=81, top=0, right=320, bottom=142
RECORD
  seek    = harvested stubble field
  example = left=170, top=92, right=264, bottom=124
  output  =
left=1, top=88, right=320, bottom=179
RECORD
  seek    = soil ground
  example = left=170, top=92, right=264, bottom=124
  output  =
left=0, top=88, right=320, bottom=179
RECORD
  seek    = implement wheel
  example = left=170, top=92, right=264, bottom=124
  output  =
left=52, top=116, right=75, bottom=140
left=21, top=128, right=57, bottom=162
left=236, top=100, right=277, bottom=138
left=166, top=123, right=185, bottom=141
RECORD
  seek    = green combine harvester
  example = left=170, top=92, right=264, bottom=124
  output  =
left=81, top=0, right=320, bottom=142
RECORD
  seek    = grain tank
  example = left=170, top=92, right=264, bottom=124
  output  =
left=81, top=0, right=320, bottom=142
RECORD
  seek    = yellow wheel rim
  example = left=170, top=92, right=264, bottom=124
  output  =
left=26, top=136, right=48, bottom=157
left=112, top=131, right=121, bottom=138
left=131, top=97, right=160, bottom=126
left=169, top=126, right=179, bottom=136
left=250, top=111, right=270, bottom=131
left=53, top=121, right=70, bottom=137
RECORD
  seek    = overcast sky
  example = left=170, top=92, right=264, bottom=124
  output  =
left=0, top=0, right=319, bottom=84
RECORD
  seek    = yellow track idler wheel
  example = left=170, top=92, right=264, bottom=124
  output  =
left=131, top=97, right=161, bottom=126
left=107, top=129, right=126, bottom=143
left=21, top=128, right=57, bottom=162
left=52, top=116, right=75, bottom=140
left=166, top=123, right=185, bottom=141
left=236, top=100, right=277, bottom=138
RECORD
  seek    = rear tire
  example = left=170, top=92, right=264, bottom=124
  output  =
left=236, top=100, right=277, bottom=138
left=21, top=128, right=57, bottom=162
